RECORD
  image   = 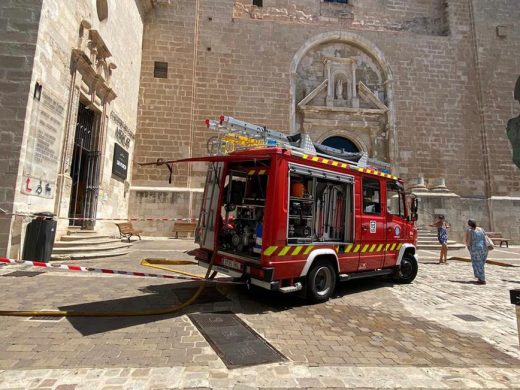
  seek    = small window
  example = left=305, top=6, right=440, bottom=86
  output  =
left=363, top=178, right=381, bottom=215
left=386, top=181, right=405, bottom=218
left=154, top=62, right=168, bottom=79
left=253, top=0, right=263, bottom=7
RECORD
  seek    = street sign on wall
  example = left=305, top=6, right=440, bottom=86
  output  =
left=112, top=143, right=128, bottom=180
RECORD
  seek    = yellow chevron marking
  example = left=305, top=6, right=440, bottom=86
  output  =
left=303, top=245, right=314, bottom=255
left=397, top=243, right=402, bottom=250
left=312, top=156, right=319, bottom=162
left=341, top=163, right=347, bottom=168
left=390, top=243, right=396, bottom=251
left=377, top=244, right=384, bottom=252
left=259, top=169, right=266, bottom=175
left=353, top=244, right=361, bottom=253
left=361, top=244, right=370, bottom=253
left=292, top=246, right=303, bottom=256
left=369, top=244, right=377, bottom=253
left=385, top=243, right=391, bottom=251
left=332, top=161, right=338, bottom=166
left=302, top=154, right=308, bottom=159
left=322, top=159, right=329, bottom=164
left=392, top=176, right=398, bottom=180
left=345, top=244, right=353, bottom=253
left=335, top=246, right=339, bottom=253
left=279, top=246, right=291, bottom=256
left=263, top=246, right=277, bottom=256
left=358, top=167, right=364, bottom=172
left=248, top=170, right=255, bottom=175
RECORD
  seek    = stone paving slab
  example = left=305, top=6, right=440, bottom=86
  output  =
left=1, top=365, right=520, bottom=389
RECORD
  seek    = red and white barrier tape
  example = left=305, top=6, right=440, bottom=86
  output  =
left=0, top=257, right=205, bottom=282
left=0, top=212, right=197, bottom=222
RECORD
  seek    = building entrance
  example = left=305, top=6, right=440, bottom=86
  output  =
left=68, top=102, right=101, bottom=229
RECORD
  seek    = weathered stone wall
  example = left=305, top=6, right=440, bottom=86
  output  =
left=128, top=189, right=203, bottom=236
left=469, top=0, right=520, bottom=236
left=0, top=0, right=43, bottom=256
left=4, top=0, right=144, bottom=256
left=132, top=0, right=519, bottom=239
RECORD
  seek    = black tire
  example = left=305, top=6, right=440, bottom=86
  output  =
left=306, top=260, right=336, bottom=303
left=394, top=254, right=418, bottom=284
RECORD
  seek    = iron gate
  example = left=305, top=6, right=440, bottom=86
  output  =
left=69, top=102, right=101, bottom=229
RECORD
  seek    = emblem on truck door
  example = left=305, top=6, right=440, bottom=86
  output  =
left=370, top=221, right=376, bottom=233
left=394, top=226, right=401, bottom=236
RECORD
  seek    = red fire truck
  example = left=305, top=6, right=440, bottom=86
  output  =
left=164, top=116, right=418, bottom=302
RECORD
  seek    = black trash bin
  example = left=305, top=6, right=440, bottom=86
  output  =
left=22, top=212, right=57, bottom=263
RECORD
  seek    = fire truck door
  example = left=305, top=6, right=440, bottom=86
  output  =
left=384, top=181, right=406, bottom=267
left=359, top=177, right=385, bottom=271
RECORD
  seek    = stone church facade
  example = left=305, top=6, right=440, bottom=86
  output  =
left=131, top=0, right=520, bottom=242
left=0, top=0, right=519, bottom=257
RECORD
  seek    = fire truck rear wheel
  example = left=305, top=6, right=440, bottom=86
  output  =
left=394, top=254, right=418, bottom=284
left=306, top=260, right=336, bottom=303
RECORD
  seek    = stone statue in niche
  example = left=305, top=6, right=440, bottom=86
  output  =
left=506, top=76, right=520, bottom=169
left=335, top=79, right=344, bottom=100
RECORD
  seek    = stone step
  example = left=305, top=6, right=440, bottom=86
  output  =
left=52, top=242, right=132, bottom=254
left=417, top=243, right=466, bottom=250
left=51, top=249, right=130, bottom=261
left=66, top=229, right=99, bottom=235
left=54, top=238, right=122, bottom=247
left=417, top=239, right=459, bottom=245
left=60, top=234, right=112, bottom=241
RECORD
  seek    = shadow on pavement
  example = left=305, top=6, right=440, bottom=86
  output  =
left=61, top=276, right=396, bottom=336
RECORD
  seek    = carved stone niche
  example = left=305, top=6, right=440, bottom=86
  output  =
left=324, top=53, right=358, bottom=108
left=72, top=20, right=117, bottom=106
left=296, top=48, right=390, bottom=163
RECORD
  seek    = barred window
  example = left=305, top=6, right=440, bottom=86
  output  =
left=253, top=0, right=263, bottom=7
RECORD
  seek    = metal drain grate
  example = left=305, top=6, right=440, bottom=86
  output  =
left=27, top=316, right=63, bottom=322
left=454, top=314, right=484, bottom=322
left=189, top=311, right=286, bottom=369
left=3, top=271, right=44, bottom=277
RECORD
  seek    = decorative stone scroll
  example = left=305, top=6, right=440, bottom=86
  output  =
left=72, top=20, right=117, bottom=107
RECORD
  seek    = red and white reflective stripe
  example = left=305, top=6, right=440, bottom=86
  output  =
left=0, top=257, right=201, bottom=281
left=0, top=212, right=198, bottom=222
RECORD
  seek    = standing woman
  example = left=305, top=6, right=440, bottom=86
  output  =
left=464, top=219, right=488, bottom=285
left=430, top=215, right=450, bottom=264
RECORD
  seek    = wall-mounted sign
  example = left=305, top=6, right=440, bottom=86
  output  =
left=112, top=143, right=128, bottom=180
left=110, top=111, right=134, bottom=149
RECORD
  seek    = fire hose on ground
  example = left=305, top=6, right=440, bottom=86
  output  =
left=0, top=254, right=242, bottom=317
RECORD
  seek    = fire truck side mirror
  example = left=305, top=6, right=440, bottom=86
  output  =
left=410, top=197, right=418, bottom=221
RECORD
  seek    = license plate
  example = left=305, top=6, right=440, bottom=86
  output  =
left=222, top=258, right=242, bottom=271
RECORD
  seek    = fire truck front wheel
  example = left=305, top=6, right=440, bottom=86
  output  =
left=394, top=254, right=418, bottom=284
left=306, top=260, right=336, bottom=303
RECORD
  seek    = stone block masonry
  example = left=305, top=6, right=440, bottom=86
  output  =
left=132, top=0, right=520, bottom=240
left=0, top=0, right=43, bottom=256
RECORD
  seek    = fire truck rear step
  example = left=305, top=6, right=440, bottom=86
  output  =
left=278, top=282, right=302, bottom=293
left=339, top=269, right=394, bottom=282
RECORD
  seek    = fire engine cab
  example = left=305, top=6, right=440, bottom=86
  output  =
left=159, top=116, right=418, bottom=302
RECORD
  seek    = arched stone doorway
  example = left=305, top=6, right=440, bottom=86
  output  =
left=289, top=32, right=396, bottom=172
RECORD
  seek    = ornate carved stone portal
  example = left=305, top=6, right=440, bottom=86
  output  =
left=295, top=42, right=391, bottom=170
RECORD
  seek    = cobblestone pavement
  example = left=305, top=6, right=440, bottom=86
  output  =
left=0, top=239, right=519, bottom=388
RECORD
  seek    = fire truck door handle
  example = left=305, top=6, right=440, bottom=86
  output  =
left=387, top=227, right=392, bottom=233
left=362, top=226, right=368, bottom=232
